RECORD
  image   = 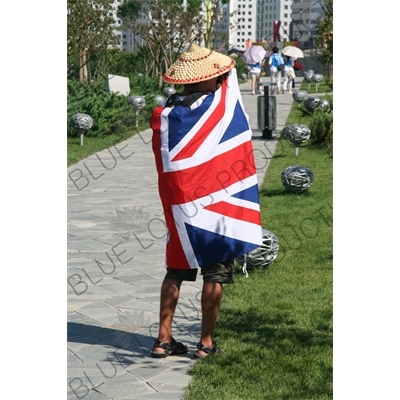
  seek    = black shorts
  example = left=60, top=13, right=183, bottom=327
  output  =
left=165, top=259, right=235, bottom=284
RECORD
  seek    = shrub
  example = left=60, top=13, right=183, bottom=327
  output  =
left=67, top=79, right=160, bottom=138
left=309, top=107, right=333, bottom=154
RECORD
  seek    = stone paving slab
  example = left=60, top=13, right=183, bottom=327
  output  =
left=67, top=77, right=301, bottom=399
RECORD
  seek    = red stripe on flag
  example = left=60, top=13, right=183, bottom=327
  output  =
left=204, top=201, right=261, bottom=225
left=171, top=81, right=228, bottom=162
left=158, top=140, right=257, bottom=205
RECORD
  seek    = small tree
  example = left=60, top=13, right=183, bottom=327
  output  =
left=315, top=0, right=333, bottom=88
left=118, top=0, right=232, bottom=87
left=67, top=0, right=119, bottom=82
left=201, top=0, right=229, bottom=49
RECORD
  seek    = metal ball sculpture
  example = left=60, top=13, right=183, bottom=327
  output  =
left=304, top=96, right=323, bottom=113
left=285, top=124, right=311, bottom=156
left=304, top=73, right=314, bottom=83
left=70, top=113, right=93, bottom=146
left=235, top=229, right=280, bottom=275
left=292, top=90, right=308, bottom=107
left=320, top=99, right=331, bottom=111
left=281, top=165, right=314, bottom=193
left=312, top=74, right=323, bottom=92
left=304, top=72, right=314, bottom=91
left=70, top=113, right=93, bottom=131
left=154, top=95, right=165, bottom=106
left=163, top=86, right=176, bottom=97
left=128, top=95, right=146, bottom=110
left=128, top=95, right=146, bottom=128
left=285, top=124, right=311, bottom=146
left=239, top=72, right=247, bottom=80
left=312, top=74, right=323, bottom=83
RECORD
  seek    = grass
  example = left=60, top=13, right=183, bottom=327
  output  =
left=67, top=131, right=139, bottom=167
left=183, top=102, right=333, bottom=399
left=299, top=79, right=333, bottom=94
left=67, top=118, right=152, bottom=166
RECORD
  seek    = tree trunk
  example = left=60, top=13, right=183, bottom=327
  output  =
left=79, top=51, right=88, bottom=82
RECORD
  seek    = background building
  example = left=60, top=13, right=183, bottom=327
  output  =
left=290, top=0, right=322, bottom=45
left=111, top=0, right=123, bottom=49
left=213, top=0, right=296, bottom=52
left=112, top=0, right=322, bottom=53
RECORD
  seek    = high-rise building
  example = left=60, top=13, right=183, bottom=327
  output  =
left=111, top=0, right=123, bottom=49
left=290, top=0, right=322, bottom=42
left=111, top=0, right=146, bottom=51
left=225, top=0, right=259, bottom=49
left=215, top=0, right=294, bottom=51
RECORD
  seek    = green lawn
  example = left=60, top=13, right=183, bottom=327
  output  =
left=67, top=116, right=152, bottom=166
left=299, top=79, right=333, bottom=94
left=183, top=103, right=333, bottom=399
left=67, top=131, right=137, bottom=166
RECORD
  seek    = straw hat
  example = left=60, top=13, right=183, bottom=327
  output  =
left=163, top=43, right=235, bottom=84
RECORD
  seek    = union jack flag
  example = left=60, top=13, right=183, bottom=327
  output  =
left=150, top=68, right=262, bottom=269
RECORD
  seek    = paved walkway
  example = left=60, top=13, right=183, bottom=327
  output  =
left=67, top=76, right=302, bottom=399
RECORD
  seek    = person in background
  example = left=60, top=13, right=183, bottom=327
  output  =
left=292, top=57, right=297, bottom=90
left=249, top=61, right=263, bottom=95
left=268, top=46, right=284, bottom=94
left=292, top=58, right=303, bottom=90
left=282, top=55, right=294, bottom=94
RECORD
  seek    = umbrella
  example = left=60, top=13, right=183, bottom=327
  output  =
left=281, top=46, right=304, bottom=58
left=241, top=45, right=267, bottom=64
left=232, top=46, right=246, bottom=53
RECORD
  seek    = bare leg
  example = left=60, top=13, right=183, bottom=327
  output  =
left=153, top=277, right=181, bottom=351
left=197, top=281, right=223, bottom=355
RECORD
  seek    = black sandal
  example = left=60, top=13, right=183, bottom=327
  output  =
left=193, top=341, right=223, bottom=359
left=151, top=337, right=189, bottom=358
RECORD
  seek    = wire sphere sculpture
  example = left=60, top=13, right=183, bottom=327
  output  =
left=239, top=72, right=247, bottom=80
left=292, top=90, right=308, bottom=104
left=312, top=74, right=323, bottom=83
left=163, top=86, right=176, bottom=97
left=281, top=165, right=314, bottom=192
left=284, top=124, right=311, bottom=146
left=305, top=70, right=314, bottom=75
left=154, top=95, right=165, bottom=106
left=304, top=73, right=314, bottom=83
left=304, top=96, right=323, bottom=113
left=70, top=114, right=93, bottom=131
left=320, top=99, right=331, bottom=111
left=235, top=229, right=280, bottom=269
left=128, top=95, right=146, bottom=110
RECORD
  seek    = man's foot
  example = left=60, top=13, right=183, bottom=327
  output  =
left=151, top=337, right=189, bottom=358
left=193, top=341, right=223, bottom=359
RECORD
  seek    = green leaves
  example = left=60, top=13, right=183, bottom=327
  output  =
left=67, top=0, right=120, bottom=80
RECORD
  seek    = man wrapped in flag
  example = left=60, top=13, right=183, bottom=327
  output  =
left=149, top=44, right=262, bottom=359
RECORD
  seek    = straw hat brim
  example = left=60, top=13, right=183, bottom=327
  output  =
left=163, top=44, right=235, bottom=84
